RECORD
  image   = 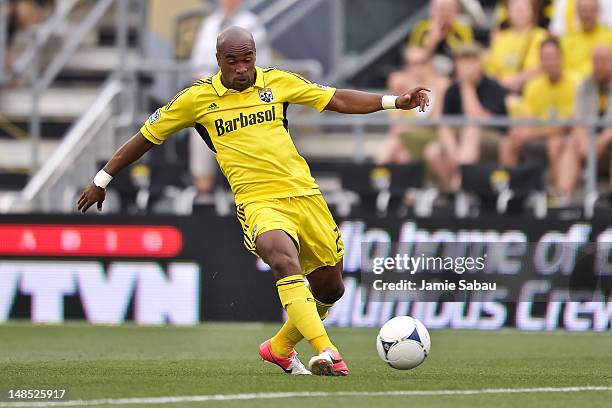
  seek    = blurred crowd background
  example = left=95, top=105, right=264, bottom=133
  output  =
left=1, top=0, right=612, bottom=218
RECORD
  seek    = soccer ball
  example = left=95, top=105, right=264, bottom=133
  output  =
left=376, top=316, right=431, bottom=370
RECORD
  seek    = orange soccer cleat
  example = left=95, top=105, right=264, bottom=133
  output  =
left=259, top=339, right=311, bottom=375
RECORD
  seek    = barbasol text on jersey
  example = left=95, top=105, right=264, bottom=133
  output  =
left=214, top=106, right=276, bottom=136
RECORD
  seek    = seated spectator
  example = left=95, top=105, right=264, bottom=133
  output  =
left=424, top=44, right=508, bottom=192
left=485, top=0, right=548, bottom=93
left=408, top=0, right=474, bottom=61
left=5, top=0, right=51, bottom=76
left=561, top=0, right=612, bottom=80
left=376, top=47, right=449, bottom=165
left=500, top=38, right=578, bottom=186
left=550, top=0, right=612, bottom=36
left=556, top=45, right=612, bottom=200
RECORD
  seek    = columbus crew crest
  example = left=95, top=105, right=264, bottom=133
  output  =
left=258, top=88, right=274, bottom=103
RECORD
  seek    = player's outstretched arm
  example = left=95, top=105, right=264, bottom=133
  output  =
left=77, top=132, right=154, bottom=213
left=324, top=87, right=431, bottom=114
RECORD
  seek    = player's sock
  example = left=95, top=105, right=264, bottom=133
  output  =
left=276, top=275, right=336, bottom=354
left=270, top=322, right=302, bottom=357
left=270, top=298, right=334, bottom=356
left=314, top=298, right=333, bottom=321
left=310, top=334, right=336, bottom=354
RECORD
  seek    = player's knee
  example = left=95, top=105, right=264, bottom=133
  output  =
left=330, top=283, right=345, bottom=303
left=317, top=281, right=345, bottom=304
left=268, top=252, right=301, bottom=279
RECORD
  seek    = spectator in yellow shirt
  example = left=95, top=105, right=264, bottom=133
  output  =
left=557, top=45, right=612, bottom=200
left=485, top=0, right=549, bottom=93
left=500, top=37, right=579, bottom=185
left=561, top=0, right=612, bottom=79
left=409, top=0, right=474, bottom=60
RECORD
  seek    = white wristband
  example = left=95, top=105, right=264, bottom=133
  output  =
left=382, top=95, right=398, bottom=110
left=93, top=169, right=113, bottom=188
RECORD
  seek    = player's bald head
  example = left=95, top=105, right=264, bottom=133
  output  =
left=216, top=26, right=256, bottom=55
left=215, top=26, right=257, bottom=91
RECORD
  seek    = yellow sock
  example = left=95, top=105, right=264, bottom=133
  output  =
left=270, top=298, right=334, bottom=356
left=275, top=275, right=336, bottom=354
left=310, top=335, right=335, bottom=354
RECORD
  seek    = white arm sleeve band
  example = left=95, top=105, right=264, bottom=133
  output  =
left=382, top=95, right=398, bottom=110
left=93, top=169, right=113, bottom=188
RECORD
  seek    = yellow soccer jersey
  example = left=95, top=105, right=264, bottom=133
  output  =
left=140, top=66, right=336, bottom=204
left=561, top=25, right=612, bottom=79
left=521, top=72, right=578, bottom=120
left=484, top=27, right=547, bottom=80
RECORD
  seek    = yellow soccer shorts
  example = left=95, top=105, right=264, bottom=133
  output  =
left=236, top=194, right=344, bottom=275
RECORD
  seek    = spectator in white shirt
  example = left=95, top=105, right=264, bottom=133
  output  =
left=190, top=0, right=271, bottom=194
left=549, top=0, right=612, bottom=36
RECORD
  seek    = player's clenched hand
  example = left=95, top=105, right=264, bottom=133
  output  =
left=77, top=184, right=106, bottom=213
left=396, top=87, right=431, bottom=112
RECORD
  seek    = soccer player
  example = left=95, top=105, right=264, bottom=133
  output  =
left=77, top=26, right=429, bottom=376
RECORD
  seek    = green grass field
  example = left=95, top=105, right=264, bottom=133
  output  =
left=0, top=323, right=611, bottom=407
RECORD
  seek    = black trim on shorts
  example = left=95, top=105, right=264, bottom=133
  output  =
left=282, top=102, right=289, bottom=132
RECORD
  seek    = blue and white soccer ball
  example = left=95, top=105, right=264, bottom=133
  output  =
left=376, top=316, right=431, bottom=370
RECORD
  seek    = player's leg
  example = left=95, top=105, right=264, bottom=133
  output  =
left=259, top=195, right=348, bottom=375
left=292, top=194, right=349, bottom=375
left=237, top=202, right=310, bottom=374
left=305, top=260, right=350, bottom=376
left=269, top=288, right=331, bottom=358
left=256, top=230, right=337, bottom=357
left=269, top=260, right=344, bottom=358
left=306, top=261, right=345, bottom=316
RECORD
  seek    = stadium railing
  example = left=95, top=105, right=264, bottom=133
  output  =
left=2, top=76, right=123, bottom=213
left=3, top=98, right=610, bottom=218
left=292, top=113, right=609, bottom=218
left=1, top=0, right=608, bottom=217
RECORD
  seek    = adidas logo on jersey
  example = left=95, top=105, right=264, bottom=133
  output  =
left=208, top=103, right=219, bottom=111
left=214, top=106, right=276, bottom=136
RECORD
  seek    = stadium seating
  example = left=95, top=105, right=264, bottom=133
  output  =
left=457, top=163, right=547, bottom=217
left=309, top=160, right=425, bottom=216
